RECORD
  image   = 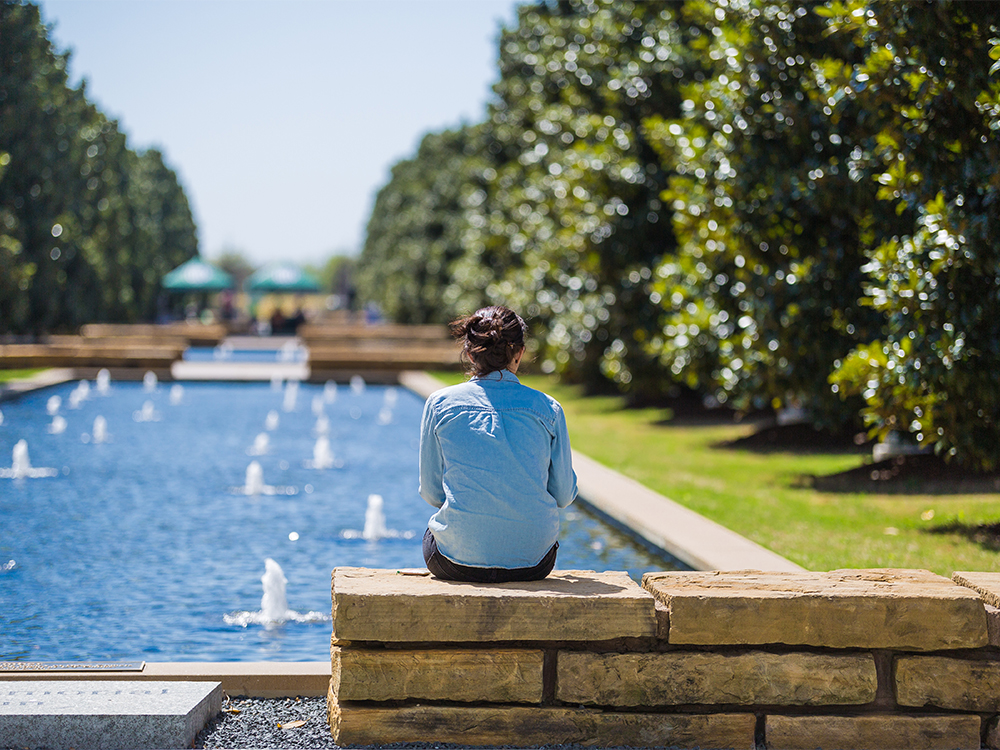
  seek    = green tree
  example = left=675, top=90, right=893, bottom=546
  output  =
left=450, top=0, right=686, bottom=396
left=640, top=0, right=882, bottom=423
left=356, top=126, right=480, bottom=324
left=0, top=1, right=197, bottom=334
left=826, top=1, right=1000, bottom=469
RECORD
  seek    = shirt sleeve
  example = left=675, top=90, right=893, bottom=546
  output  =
left=547, top=403, right=578, bottom=508
left=418, top=397, right=446, bottom=508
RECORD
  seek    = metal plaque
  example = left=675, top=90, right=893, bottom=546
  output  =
left=0, top=661, right=145, bottom=672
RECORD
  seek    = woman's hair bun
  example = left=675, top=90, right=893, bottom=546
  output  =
left=450, top=306, right=527, bottom=377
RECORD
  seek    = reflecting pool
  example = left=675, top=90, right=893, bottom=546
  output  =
left=0, top=378, right=677, bottom=661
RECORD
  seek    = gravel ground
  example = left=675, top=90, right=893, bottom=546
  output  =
left=194, top=697, right=708, bottom=750
left=196, top=696, right=339, bottom=748
left=1, top=695, right=717, bottom=749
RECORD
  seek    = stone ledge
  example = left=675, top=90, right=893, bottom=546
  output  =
left=897, top=655, right=1000, bottom=711
left=332, top=568, right=657, bottom=643
left=0, top=680, right=221, bottom=750
left=643, top=569, right=988, bottom=650
left=765, top=714, right=981, bottom=750
left=953, top=571, right=1000, bottom=607
left=329, top=702, right=756, bottom=748
left=332, top=647, right=544, bottom=703
left=556, top=651, right=877, bottom=707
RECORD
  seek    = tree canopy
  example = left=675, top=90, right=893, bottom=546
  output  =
left=0, top=1, right=198, bottom=334
left=356, top=0, right=1000, bottom=468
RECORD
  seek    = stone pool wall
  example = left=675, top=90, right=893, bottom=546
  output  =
left=328, top=567, right=1000, bottom=750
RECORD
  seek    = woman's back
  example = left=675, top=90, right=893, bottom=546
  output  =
left=420, top=372, right=576, bottom=568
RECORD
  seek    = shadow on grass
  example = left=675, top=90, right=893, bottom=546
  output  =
left=803, top=454, right=1000, bottom=496
left=924, top=520, right=1000, bottom=552
left=714, top=421, right=873, bottom=455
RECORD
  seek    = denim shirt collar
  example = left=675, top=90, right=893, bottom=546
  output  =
left=471, top=370, right=521, bottom=384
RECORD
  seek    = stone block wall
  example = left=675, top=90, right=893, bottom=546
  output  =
left=328, top=567, right=1000, bottom=749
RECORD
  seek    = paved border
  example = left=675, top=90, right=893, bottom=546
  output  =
left=399, top=371, right=803, bottom=573
left=0, top=663, right=330, bottom=698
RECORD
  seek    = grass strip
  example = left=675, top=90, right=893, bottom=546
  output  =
left=0, top=368, right=47, bottom=383
left=426, top=371, right=1000, bottom=575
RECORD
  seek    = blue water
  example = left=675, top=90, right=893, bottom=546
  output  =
left=0, top=379, right=677, bottom=662
left=182, top=346, right=308, bottom=363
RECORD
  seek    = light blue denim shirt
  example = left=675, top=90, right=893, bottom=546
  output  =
left=419, top=370, right=578, bottom=569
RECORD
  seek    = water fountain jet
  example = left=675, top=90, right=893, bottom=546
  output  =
left=341, top=495, right=415, bottom=540
left=0, top=439, right=57, bottom=479
left=96, top=369, right=111, bottom=395
left=323, top=380, right=337, bottom=403
left=282, top=380, right=299, bottom=412
left=92, top=416, right=108, bottom=444
left=314, top=414, right=330, bottom=435
left=307, top=436, right=337, bottom=469
left=133, top=401, right=160, bottom=422
left=247, top=433, right=270, bottom=456
left=143, top=371, right=158, bottom=392
left=350, top=375, right=366, bottom=395
left=169, top=384, right=184, bottom=405
left=222, top=559, right=328, bottom=628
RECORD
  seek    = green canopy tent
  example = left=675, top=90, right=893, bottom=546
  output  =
left=245, top=262, right=320, bottom=334
left=161, top=256, right=235, bottom=322
left=244, top=263, right=319, bottom=293
left=162, top=256, right=234, bottom=292
left=245, top=262, right=320, bottom=293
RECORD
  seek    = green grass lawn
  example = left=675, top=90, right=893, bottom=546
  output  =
left=0, top=368, right=46, bottom=383
left=427, top=371, right=1000, bottom=575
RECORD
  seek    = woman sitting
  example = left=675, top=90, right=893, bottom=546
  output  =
left=419, top=306, right=578, bottom=583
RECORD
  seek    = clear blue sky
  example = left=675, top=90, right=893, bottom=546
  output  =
left=38, top=0, right=522, bottom=267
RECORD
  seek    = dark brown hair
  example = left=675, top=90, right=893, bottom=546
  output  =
left=450, top=306, right=527, bottom=378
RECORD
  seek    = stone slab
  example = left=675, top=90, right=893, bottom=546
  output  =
left=557, top=651, right=876, bottom=707
left=329, top=702, right=756, bottom=748
left=953, top=571, right=1000, bottom=606
left=765, top=714, right=980, bottom=750
left=332, top=567, right=656, bottom=642
left=897, top=655, right=1000, bottom=711
left=986, top=604, right=1000, bottom=646
left=643, top=569, right=987, bottom=650
left=0, top=680, right=221, bottom=750
left=332, top=647, right=544, bottom=703
left=986, top=715, right=1000, bottom=750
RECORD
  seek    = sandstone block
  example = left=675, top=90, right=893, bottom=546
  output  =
left=332, top=647, right=544, bottom=703
left=897, top=655, right=1000, bottom=711
left=557, top=651, right=876, bottom=707
left=766, top=714, right=980, bottom=750
left=987, top=604, right=1000, bottom=646
left=986, top=715, right=1000, bottom=750
left=332, top=567, right=656, bottom=642
left=643, top=569, right=987, bottom=650
left=329, top=702, right=755, bottom=748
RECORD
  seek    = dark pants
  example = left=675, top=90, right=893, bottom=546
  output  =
left=422, top=528, right=557, bottom=583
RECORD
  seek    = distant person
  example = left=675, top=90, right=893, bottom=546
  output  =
left=419, top=306, right=577, bottom=583
left=288, top=307, right=306, bottom=333
left=270, top=309, right=286, bottom=336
